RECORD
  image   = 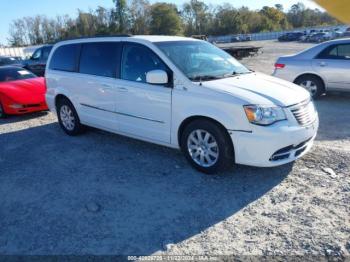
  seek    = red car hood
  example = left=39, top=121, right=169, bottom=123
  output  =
left=0, top=77, right=46, bottom=103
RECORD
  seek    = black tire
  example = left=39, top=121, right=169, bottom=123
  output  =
left=0, top=101, right=6, bottom=119
left=56, top=98, right=85, bottom=136
left=180, top=119, right=234, bottom=174
left=295, top=75, right=325, bottom=99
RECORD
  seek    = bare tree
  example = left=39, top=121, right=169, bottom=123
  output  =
left=130, top=0, right=151, bottom=34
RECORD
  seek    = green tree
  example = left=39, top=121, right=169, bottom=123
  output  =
left=237, top=7, right=264, bottom=33
left=260, top=6, right=290, bottom=31
left=113, top=0, right=129, bottom=33
left=149, top=3, right=183, bottom=35
left=6, top=0, right=340, bottom=47
left=95, top=6, right=114, bottom=35
left=287, top=2, right=306, bottom=28
left=287, top=2, right=338, bottom=28
left=182, top=0, right=210, bottom=35
left=275, top=4, right=284, bottom=12
left=211, top=4, right=242, bottom=35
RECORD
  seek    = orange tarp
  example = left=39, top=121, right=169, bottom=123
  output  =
left=315, top=0, right=350, bottom=23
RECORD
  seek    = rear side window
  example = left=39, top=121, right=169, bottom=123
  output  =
left=49, top=44, right=80, bottom=72
left=317, top=44, right=350, bottom=60
left=79, top=42, right=121, bottom=78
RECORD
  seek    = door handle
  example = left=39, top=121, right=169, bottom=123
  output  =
left=319, top=62, right=327, bottom=67
left=99, top=83, right=113, bottom=93
left=102, top=83, right=112, bottom=89
left=118, top=87, right=128, bottom=92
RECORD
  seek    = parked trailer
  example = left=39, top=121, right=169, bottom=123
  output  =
left=192, top=35, right=262, bottom=60
left=217, top=44, right=262, bottom=60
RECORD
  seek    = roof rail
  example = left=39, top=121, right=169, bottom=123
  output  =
left=54, top=34, right=132, bottom=43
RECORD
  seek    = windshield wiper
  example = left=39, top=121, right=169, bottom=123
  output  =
left=190, top=70, right=253, bottom=82
left=223, top=71, right=252, bottom=78
left=189, top=75, right=223, bottom=82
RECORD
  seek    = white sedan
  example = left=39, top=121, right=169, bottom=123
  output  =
left=273, top=38, right=350, bottom=98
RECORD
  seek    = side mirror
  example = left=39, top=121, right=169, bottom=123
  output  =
left=146, top=70, right=168, bottom=85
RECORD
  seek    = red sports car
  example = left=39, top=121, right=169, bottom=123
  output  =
left=0, top=66, right=48, bottom=118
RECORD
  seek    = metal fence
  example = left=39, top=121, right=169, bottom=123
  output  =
left=0, top=45, right=42, bottom=58
left=208, top=24, right=348, bottom=43
left=0, top=47, right=25, bottom=57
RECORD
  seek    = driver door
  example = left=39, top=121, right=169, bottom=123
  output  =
left=115, top=42, right=172, bottom=143
left=27, top=48, right=43, bottom=76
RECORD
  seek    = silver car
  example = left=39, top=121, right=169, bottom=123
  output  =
left=273, top=38, right=350, bottom=98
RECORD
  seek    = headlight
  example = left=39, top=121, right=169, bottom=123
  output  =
left=244, top=105, right=286, bottom=126
left=9, top=103, right=24, bottom=109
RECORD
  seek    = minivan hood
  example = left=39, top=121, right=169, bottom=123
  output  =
left=201, top=72, right=310, bottom=106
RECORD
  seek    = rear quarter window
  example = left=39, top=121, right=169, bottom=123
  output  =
left=49, top=44, right=80, bottom=72
left=317, top=44, right=350, bottom=60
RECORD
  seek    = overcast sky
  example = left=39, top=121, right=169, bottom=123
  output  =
left=0, top=0, right=323, bottom=45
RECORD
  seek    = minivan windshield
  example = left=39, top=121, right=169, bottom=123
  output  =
left=155, top=41, right=251, bottom=82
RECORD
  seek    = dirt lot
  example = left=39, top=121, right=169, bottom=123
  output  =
left=0, top=40, right=349, bottom=258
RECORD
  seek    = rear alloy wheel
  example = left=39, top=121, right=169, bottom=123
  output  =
left=57, top=98, right=85, bottom=136
left=181, top=119, right=234, bottom=174
left=60, top=105, right=75, bottom=131
left=295, top=75, right=324, bottom=99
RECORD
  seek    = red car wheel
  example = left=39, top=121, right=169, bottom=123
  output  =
left=0, top=101, right=6, bottom=118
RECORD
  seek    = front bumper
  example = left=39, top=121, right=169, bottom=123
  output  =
left=2, top=97, right=48, bottom=115
left=229, top=116, right=319, bottom=167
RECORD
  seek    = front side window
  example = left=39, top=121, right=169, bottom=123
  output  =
left=0, top=68, right=36, bottom=82
left=318, top=44, right=350, bottom=60
left=121, top=43, right=168, bottom=83
left=79, top=42, right=121, bottom=78
left=31, top=49, right=42, bottom=60
left=49, top=44, right=80, bottom=72
left=156, top=41, right=250, bottom=81
left=42, top=46, right=53, bottom=61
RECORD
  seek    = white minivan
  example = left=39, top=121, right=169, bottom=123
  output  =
left=46, top=35, right=319, bottom=173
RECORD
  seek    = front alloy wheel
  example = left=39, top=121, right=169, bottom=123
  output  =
left=181, top=119, right=234, bottom=174
left=187, top=129, right=219, bottom=168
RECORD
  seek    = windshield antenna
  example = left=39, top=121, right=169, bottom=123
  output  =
left=199, top=76, right=202, bottom=86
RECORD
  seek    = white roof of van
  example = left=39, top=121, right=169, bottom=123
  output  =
left=132, top=35, right=198, bottom=42
left=53, top=35, right=199, bottom=47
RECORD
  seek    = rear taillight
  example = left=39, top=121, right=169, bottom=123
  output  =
left=275, top=63, right=285, bottom=69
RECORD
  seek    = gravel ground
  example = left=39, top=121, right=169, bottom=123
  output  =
left=0, top=40, right=349, bottom=259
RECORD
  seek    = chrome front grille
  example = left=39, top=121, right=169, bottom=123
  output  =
left=289, top=99, right=316, bottom=127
